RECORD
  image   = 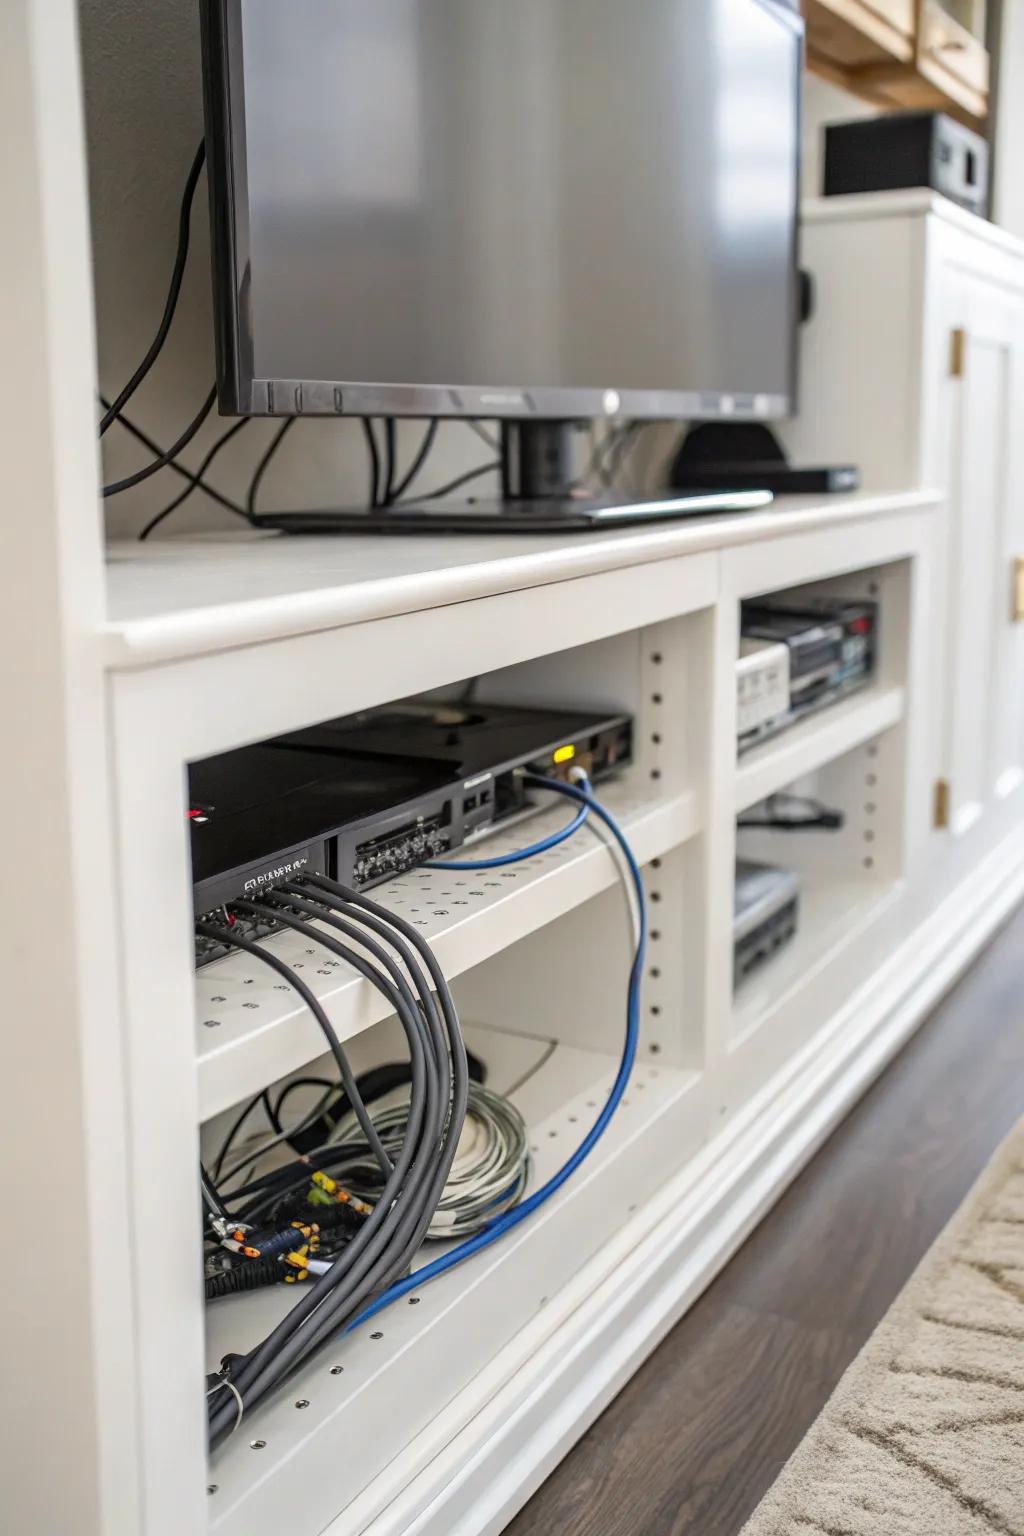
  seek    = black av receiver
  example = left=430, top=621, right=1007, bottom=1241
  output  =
left=190, top=699, right=632, bottom=960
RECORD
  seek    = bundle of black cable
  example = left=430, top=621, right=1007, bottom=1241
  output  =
left=198, top=874, right=469, bottom=1452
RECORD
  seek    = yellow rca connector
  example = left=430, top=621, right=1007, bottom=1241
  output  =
left=311, top=1171, right=373, bottom=1216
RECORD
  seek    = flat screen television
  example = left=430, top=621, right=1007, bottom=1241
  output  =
left=201, top=0, right=803, bottom=528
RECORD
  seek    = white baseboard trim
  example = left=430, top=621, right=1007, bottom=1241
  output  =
left=352, top=826, right=1024, bottom=1536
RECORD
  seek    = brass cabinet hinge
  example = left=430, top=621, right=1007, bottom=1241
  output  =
left=950, top=328, right=966, bottom=378
left=934, top=779, right=951, bottom=830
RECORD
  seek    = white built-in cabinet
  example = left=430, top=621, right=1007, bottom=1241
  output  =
left=6, top=12, right=1024, bottom=1530
left=783, top=190, right=1024, bottom=844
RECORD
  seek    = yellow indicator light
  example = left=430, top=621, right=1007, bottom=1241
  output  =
left=553, top=744, right=576, bottom=765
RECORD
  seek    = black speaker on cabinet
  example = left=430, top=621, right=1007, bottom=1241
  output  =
left=824, top=112, right=989, bottom=219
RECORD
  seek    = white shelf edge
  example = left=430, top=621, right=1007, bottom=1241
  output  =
left=196, top=785, right=697, bottom=1121
left=103, top=491, right=939, bottom=672
left=735, top=684, right=906, bottom=814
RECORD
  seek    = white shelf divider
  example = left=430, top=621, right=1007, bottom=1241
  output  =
left=197, top=782, right=697, bottom=1120
left=735, top=684, right=906, bottom=814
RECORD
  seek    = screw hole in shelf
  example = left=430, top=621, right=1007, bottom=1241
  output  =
left=371, top=1332, right=384, bottom=1341
left=207, top=1486, right=218, bottom=1497
left=409, top=1296, right=421, bottom=1306
left=330, top=1366, right=344, bottom=1376
left=250, top=1440, right=266, bottom=1451
left=650, top=1043, right=662, bottom=1055
left=204, top=1020, right=221, bottom=1029
left=295, top=1400, right=310, bottom=1410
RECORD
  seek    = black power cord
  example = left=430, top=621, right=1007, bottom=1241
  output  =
left=98, top=140, right=207, bottom=437
left=383, top=417, right=398, bottom=504
left=361, top=419, right=382, bottom=507
left=389, top=421, right=439, bottom=504
left=139, top=417, right=253, bottom=540
left=397, top=459, right=502, bottom=505
left=102, top=396, right=249, bottom=519
left=104, top=386, right=218, bottom=498
left=247, top=419, right=296, bottom=518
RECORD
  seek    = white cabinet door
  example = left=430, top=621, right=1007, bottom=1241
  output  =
left=935, top=270, right=1024, bottom=836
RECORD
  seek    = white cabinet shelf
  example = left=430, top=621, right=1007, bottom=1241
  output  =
left=102, top=492, right=935, bottom=671
left=197, top=783, right=696, bottom=1120
left=735, top=685, right=906, bottom=813
left=733, top=875, right=903, bottom=1044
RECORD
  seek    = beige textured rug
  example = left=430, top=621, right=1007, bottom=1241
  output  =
left=742, top=1120, right=1024, bottom=1536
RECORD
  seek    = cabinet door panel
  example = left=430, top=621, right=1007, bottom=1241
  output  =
left=940, top=279, right=1024, bottom=834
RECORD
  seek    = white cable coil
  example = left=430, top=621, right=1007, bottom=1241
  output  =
left=327, top=1082, right=530, bottom=1239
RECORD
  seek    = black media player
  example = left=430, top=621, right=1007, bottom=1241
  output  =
left=189, top=700, right=632, bottom=946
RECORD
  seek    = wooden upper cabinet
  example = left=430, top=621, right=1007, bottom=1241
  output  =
left=805, top=0, right=915, bottom=71
left=803, top=0, right=989, bottom=127
left=917, top=0, right=989, bottom=119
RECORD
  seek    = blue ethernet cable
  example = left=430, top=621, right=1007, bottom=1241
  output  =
left=347, top=771, right=646, bottom=1331
left=424, top=794, right=590, bottom=870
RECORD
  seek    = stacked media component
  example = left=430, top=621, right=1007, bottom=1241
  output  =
left=196, top=699, right=647, bottom=1451
left=192, top=700, right=632, bottom=964
left=737, top=595, right=878, bottom=753
left=733, top=592, right=876, bottom=984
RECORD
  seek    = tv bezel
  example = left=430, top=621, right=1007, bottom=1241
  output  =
left=200, top=0, right=804, bottom=422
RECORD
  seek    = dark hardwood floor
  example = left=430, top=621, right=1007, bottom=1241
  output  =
left=506, top=902, right=1024, bottom=1536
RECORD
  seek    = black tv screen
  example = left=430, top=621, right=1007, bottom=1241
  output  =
left=202, top=0, right=802, bottom=422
